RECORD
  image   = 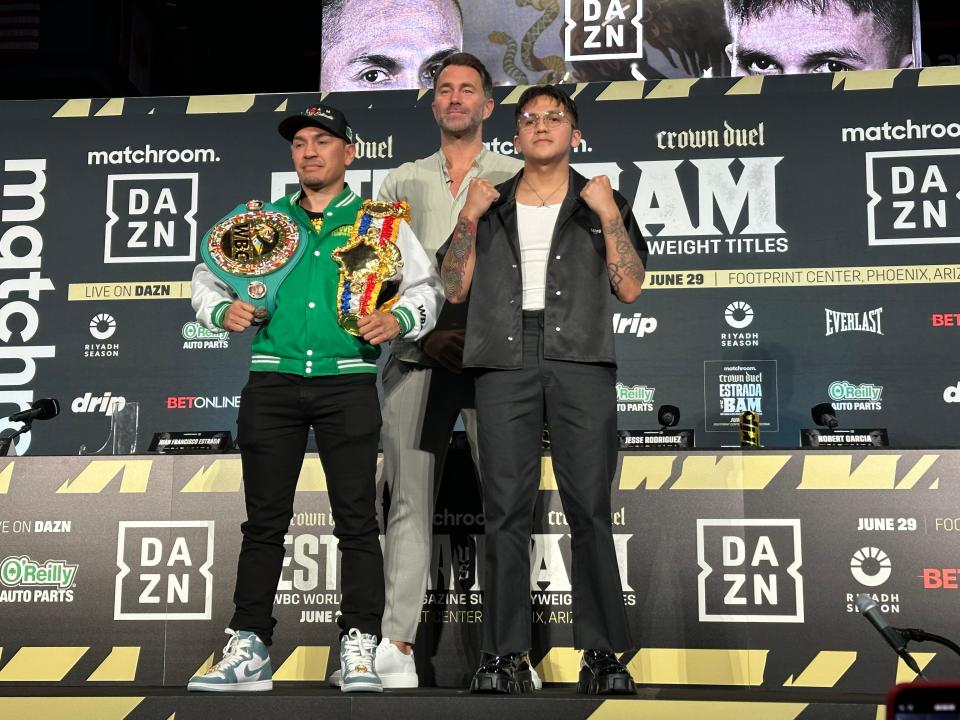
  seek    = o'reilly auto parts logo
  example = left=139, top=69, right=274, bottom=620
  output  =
left=616, top=383, right=654, bottom=412
left=104, top=173, right=198, bottom=263
left=182, top=321, right=228, bottom=350
left=697, top=519, right=803, bottom=623
left=828, top=380, right=883, bottom=411
left=114, top=520, right=214, bottom=620
left=0, top=555, right=77, bottom=602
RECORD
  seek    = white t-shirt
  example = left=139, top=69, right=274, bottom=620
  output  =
left=516, top=202, right=561, bottom=310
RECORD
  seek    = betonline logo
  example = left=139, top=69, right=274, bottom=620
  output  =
left=825, top=307, right=883, bottom=336
left=166, top=395, right=240, bottom=410
left=612, top=312, right=657, bottom=337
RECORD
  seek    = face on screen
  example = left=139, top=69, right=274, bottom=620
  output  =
left=725, top=1, right=913, bottom=75
left=320, top=0, right=462, bottom=91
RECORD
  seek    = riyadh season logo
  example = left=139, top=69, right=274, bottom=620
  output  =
left=724, top=301, right=754, bottom=329
left=850, top=546, right=892, bottom=587
left=89, top=313, right=116, bottom=340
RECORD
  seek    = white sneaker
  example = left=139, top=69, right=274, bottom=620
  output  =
left=187, top=628, right=273, bottom=692
left=340, top=628, right=382, bottom=693
left=375, top=638, right=419, bottom=688
left=329, top=638, right=419, bottom=688
left=531, top=665, right=543, bottom=689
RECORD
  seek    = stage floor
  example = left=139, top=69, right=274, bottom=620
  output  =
left=0, top=685, right=887, bottom=719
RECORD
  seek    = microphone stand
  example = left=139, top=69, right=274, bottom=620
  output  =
left=899, top=626, right=960, bottom=676
left=0, top=421, right=31, bottom=457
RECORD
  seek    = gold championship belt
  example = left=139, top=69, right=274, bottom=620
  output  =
left=332, top=200, right=408, bottom=335
left=200, top=199, right=305, bottom=322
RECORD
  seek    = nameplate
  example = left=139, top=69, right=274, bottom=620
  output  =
left=800, top=428, right=889, bottom=448
left=149, top=431, right=234, bottom=454
left=619, top=429, right=695, bottom=450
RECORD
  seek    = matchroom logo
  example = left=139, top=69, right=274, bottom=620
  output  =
left=114, top=520, right=214, bottom=620
left=104, top=173, right=198, bottom=263
left=697, top=519, right=803, bottom=623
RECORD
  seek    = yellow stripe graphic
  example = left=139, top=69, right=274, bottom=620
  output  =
left=832, top=69, right=901, bottom=90
left=53, top=99, right=92, bottom=117
left=0, top=647, right=88, bottom=681
left=185, top=94, right=256, bottom=114
left=896, top=652, right=936, bottom=683
left=726, top=76, right=764, bottom=95
left=539, top=457, right=557, bottom=490
left=589, top=700, right=806, bottom=719
left=535, top=647, right=581, bottom=682
left=0, top=462, right=13, bottom=494
left=193, top=653, right=214, bottom=678
left=644, top=79, right=698, bottom=99
left=87, top=647, right=140, bottom=682
left=896, top=455, right=940, bottom=490
left=595, top=81, right=645, bottom=101
left=0, top=698, right=143, bottom=719
left=799, top=455, right=907, bottom=490
left=783, top=651, right=856, bottom=687
left=181, top=460, right=243, bottom=493
left=626, top=648, right=767, bottom=685
left=67, top=282, right=193, bottom=301
left=645, top=264, right=960, bottom=290
left=617, top=455, right=677, bottom=490
left=95, top=98, right=125, bottom=116
left=57, top=460, right=152, bottom=494
left=919, top=66, right=960, bottom=87
left=273, top=646, right=330, bottom=681
left=671, top=455, right=791, bottom=490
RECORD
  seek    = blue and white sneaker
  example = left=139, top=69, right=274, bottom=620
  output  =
left=340, top=628, right=382, bottom=693
left=187, top=628, right=273, bottom=692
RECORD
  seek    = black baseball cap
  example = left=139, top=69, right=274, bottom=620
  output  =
left=278, top=104, right=355, bottom=143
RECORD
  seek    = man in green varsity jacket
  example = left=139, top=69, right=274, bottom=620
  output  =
left=187, top=104, right=442, bottom=694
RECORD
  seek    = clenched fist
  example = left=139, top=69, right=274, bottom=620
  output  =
left=223, top=300, right=256, bottom=332
left=357, top=310, right=402, bottom=346
left=579, top=175, right=619, bottom=221
left=461, top=177, right=500, bottom=221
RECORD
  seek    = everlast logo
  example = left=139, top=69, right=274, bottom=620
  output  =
left=352, top=134, right=393, bottom=160
left=825, top=308, right=883, bottom=336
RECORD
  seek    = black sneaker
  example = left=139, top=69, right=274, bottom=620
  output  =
left=469, top=652, right=536, bottom=694
left=576, top=649, right=636, bottom=695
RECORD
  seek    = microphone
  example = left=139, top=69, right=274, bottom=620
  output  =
left=658, top=404, right=679, bottom=430
left=854, top=594, right=923, bottom=675
left=811, top=402, right=839, bottom=429
left=7, top=398, right=60, bottom=424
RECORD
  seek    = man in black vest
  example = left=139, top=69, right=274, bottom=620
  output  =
left=441, top=85, right=647, bottom=695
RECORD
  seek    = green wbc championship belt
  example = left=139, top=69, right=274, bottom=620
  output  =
left=200, top=199, right=306, bottom=322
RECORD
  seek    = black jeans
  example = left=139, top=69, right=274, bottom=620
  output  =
left=230, top=371, right=384, bottom=644
left=474, top=312, right=633, bottom=655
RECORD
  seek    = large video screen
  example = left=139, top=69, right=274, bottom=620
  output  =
left=319, top=0, right=919, bottom=91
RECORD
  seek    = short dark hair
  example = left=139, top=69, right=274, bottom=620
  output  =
left=435, top=52, right=494, bottom=97
left=724, top=0, right=911, bottom=57
left=514, top=85, right=579, bottom=129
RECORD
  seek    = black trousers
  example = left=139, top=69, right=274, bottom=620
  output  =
left=474, top=313, right=633, bottom=655
left=230, top=371, right=384, bottom=645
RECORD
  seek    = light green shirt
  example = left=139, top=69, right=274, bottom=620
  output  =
left=378, top=146, right=522, bottom=364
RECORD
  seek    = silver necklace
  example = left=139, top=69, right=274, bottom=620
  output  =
left=522, top=177, right=567, bottom=207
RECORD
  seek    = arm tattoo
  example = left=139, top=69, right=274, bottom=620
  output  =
left=442, top=217, right=476, bottom=300
left=603, top=215, right=644, bottom=294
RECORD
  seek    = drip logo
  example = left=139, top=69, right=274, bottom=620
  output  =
left=89, top=313, right=116, bottom=340
left=724, top=301, right=754, bottom=329
left=850, top=546, right=892, bottom=587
